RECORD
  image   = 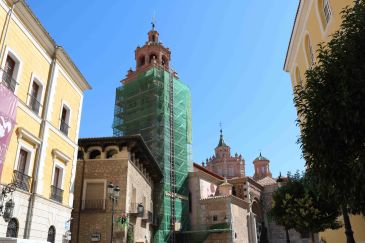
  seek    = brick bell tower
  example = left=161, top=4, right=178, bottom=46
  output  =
left=134, top=23, right=171, bottom=71
left=113, top=22, right=192, bottom=242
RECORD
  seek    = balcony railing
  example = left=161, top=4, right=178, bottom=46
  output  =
left=82, top=199, right=105, bottom=210
left=0, top=69, right=17, bottom=92
left=12, top=170, right=31, bottom=192
left=28, top=93, right=41, bottom=114
left=60, top=120, right=69, bottom=136
left=50, top=185, right=63, bottom=203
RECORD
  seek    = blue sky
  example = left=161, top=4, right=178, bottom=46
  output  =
left=27, top=0, right=303, bottom=176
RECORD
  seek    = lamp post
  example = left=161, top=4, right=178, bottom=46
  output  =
left=107, top=182, right=120, bottom=243
left=0, top=183, right=16, bottom=222
left=276, top=172, right=289, bottom=243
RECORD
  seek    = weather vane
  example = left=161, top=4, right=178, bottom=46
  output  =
left=151, top=11, right=156, bottom=30
left=219, top=121, right=223, bottom=134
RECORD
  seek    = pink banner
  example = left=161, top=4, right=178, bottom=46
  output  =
left=0, top=83, right=17, bottom=181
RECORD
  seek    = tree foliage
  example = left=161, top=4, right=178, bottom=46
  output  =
left=269, top=172, right=341, bottom=238
left=294, top=0, right=365, bottom=214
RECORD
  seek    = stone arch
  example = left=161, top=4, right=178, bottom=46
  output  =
left=162, top=55, right=168, bottom=67
left=47, top=225, right=56, bottom=243
left=149, top=53, right=158, bottom=64
left=138, top=55, right=145, bottom=67
left=106, top=149, right=118, bottom=159
left=89, top=149, right=101, bottom=159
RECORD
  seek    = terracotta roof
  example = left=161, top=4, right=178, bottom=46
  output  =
left=193, top=163, right=224, bottom=180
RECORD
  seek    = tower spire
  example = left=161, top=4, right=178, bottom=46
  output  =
left=217, top=123, right=226, bottom=147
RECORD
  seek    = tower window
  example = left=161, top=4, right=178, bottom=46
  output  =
left=149, top=54, right=157, bottom=64
left=139, top=55, right=145, bottom=67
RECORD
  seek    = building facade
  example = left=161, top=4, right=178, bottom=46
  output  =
left=198, top=131, right=306, bottom=243
left=112, top=25, right=192, bottom=242
left=0, top=0, right=90, bottom=242
left=72, top=136, right=163, bottom=243
left=284, top=0, right=365, bottom=242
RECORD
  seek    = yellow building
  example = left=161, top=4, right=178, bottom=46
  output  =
left=0, top=0, right=90, bottom=242
left=284, top=0, right=365, bottom=242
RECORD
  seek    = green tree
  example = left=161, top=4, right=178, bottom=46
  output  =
left=294, top=1, right=365, bottom=242
left=269, top=172, right=341, bottom=243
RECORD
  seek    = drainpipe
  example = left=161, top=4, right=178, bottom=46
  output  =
left=23, top=47, right=59, bottom=238
left=0, top=0, right=21, bottom=64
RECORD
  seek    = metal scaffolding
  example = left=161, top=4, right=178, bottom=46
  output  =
left=113, top=66, right=192, bottom=242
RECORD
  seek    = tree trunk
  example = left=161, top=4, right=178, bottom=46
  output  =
left=285, top=229, right=290, bottom=243
left=342, top=205, right=355, bottom=243
left=311, top=232, right=315, bottom=243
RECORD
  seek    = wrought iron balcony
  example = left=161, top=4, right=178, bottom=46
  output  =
left=0, top=69, right=17, bottom=92
left=28, top=93, right=41, bottom=114
left=12, top=170, right=31, bottom=192
left=60, top=120, right=69, bottom=136
left=50, top=185, right=63, bottom=203
left=82, top=199, right=105, bottom=211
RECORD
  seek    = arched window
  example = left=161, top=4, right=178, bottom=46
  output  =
left=89, top=149, right=101, bottom=159
left=149, top=53, right=157, bottom=64
left=162, top=55, right=168, bottom=67
left=47, top=226, right=56, bottom=243
left=295, top=66, right=302, bottom=87
left=106, top=149, right=118, bottom=159
left=304, top=35, right=315, bottom=66
left=318, top=0, right=332, bottom=28
left=6, top=218, right=19, bottom=238
left=138, top=55, right=145, bottom=67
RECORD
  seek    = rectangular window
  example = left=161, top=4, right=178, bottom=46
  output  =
left=323, top=0, right=332, bottom=23
left=83, top=182, right=105, bottom=210
left=13, top=149, right=31, bottom=192
left=53, top=167, right=62, bottom=188
left=29, top=81, right=41, bottom=114
left=2, top=56, right=16, bottom=92
left=50, top=166, right=64, bottom=203
left=213, top=215, right=218, bottom=222
left=60, top=106, right=70, bottom=136
left=17, top=149, right=28, bottom=173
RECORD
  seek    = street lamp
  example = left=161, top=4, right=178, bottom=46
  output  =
left=137, top=203, right=144, bottom=217
left=0, top=183, right=16, bottom=222
left=276, top=172, right=289, bottom=243
left=107, top=182, right=120, bottom=243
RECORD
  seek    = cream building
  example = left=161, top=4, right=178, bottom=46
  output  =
left=284, top=0, right=365, bottom=242
left=0, top=0, right=90, bottom=242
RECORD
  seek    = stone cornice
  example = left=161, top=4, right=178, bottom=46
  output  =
left=52, top=148, right=71, bottom=164
left=16, top=127, right=41, bottom=147
left=7, top=0, right=91, bottom=91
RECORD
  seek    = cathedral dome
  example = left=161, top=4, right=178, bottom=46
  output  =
left=254, top=152, right=269, bottom=161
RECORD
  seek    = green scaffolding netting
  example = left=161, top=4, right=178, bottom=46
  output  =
left=113, top=67, right=192, bottom=242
